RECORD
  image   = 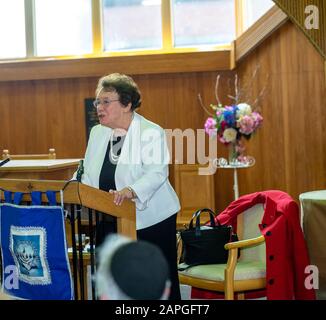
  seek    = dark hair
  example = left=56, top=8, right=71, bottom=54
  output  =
left=96, top=73, right=141, bottom=111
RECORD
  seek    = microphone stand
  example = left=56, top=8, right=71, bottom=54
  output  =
left=0, top=158, right=10, bottom=167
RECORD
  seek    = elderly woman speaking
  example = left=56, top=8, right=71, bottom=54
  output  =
left=76, top=73, right=181, bottom=300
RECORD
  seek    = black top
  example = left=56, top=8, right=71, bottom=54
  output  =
left=99, top=135, right=125, bottom=192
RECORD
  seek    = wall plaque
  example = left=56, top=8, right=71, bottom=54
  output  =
left=84, top=98, right=99, bottom=142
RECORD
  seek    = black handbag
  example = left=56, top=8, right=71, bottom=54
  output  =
left=180, top=208, right=234, bottom=267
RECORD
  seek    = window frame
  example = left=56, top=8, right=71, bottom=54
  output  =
left=0, top=0, right=277, bottom=81
left=3, top=0, right=235, bottom=62
left=241, top=0, right=275, bottom=32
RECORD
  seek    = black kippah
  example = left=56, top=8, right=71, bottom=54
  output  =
left=110, top=241, right=169, bottom=300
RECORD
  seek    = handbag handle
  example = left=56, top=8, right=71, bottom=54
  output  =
left=189, top=208, right=219, bottom=235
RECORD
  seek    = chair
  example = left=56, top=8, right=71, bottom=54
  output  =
left=178, top=203, right=266, bottom=300
left=2, top=148, right=56, bottom=160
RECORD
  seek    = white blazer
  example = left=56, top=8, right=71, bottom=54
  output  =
left=79, top=112, right=180, bottom=230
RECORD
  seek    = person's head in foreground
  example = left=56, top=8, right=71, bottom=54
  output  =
left=96, top=234, right=171, bottom=300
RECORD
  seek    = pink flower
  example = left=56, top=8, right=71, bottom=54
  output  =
left=237, top=155, right=248, bottom=163
left=204, top=117, right=217, bottom=137
left=239, top=115, right=255, bottom=135
left=252, top=112, right=263, bottom=129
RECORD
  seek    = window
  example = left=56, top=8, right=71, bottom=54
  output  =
left=102, top=0, right=162, bottom=51
left=0, top=0, right=26, bottom=59
left=34, top=0, right=92, bottom=56
left=242, top=0, right=274, bottom=31
left=0, top=0, right=268, bottom=62
left=172, top=0, right=236, bottom=47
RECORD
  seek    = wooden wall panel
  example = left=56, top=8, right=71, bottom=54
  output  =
left=0, top=78, right=96, bottom=158
left=234, top=21, right=326, bottom=212
left=174, top=164, right=215, bottom=227
left=0, top=51, right=231, bottom=82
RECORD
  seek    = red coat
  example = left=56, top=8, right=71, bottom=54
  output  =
left=219, top=190, right=315, bottom=300
left=192, top=191, right=316, bottom=300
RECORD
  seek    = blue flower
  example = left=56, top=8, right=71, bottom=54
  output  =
left=223, top=106, right=237, bottom=127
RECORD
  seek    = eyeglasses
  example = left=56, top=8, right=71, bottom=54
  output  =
left=93, top=99, right=120, bottom=108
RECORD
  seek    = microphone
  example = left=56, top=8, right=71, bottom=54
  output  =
left=76, top=160, right=84, bottom=182
left=0, top=158, right=10, bottom=167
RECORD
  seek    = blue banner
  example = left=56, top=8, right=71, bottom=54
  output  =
left=0, top=191, right=73, bottom=300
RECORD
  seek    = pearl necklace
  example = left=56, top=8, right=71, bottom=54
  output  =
left=109, top=132, right=121, bottom=162
left=109, top=113, right=134, bottom=163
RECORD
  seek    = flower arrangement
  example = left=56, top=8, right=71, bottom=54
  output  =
left=201, top=73, right=265, bottom=164
left=204, top=103, right=263, bottom=143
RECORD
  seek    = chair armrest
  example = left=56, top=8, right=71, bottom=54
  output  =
left=224, top=235, right=265, bottom=300
left=225, top=235, right=265, bottom=250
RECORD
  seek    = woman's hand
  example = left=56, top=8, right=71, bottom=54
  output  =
left=109, top=187, right=135, bottom=206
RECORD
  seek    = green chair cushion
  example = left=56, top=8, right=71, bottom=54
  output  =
left=179, top=261, right=266, bottom=281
